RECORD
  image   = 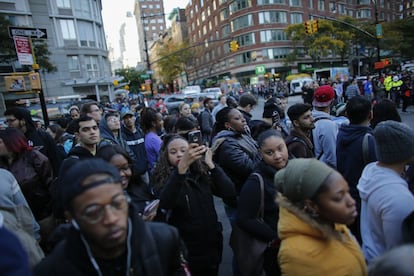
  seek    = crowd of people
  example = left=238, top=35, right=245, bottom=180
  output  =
left=1, top=71, right=414, bottom=276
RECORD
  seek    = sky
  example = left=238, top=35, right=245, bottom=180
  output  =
left=101, top=0, right=189, bottom=66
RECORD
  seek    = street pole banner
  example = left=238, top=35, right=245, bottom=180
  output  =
left=13, top=36, right=34, bottom=65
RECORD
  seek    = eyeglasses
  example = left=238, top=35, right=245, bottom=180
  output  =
left=79, top=194, right=129, bottom=224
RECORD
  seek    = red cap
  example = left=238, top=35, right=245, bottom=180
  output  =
left=312, top=85, right=335, bottom=107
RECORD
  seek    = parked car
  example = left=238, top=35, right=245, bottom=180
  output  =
left=200, top=87, right=222, bottom=105
left=181, top=85, right=202, bottom=95
left=164, top=94, right=199, bottom=114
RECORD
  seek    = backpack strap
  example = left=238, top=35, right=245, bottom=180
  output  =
left=252, top=173, right=264, bottom=219
left=362, top=133, right=373, bottom=166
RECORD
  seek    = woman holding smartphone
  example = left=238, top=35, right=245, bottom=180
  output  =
left=151, top=135, right=235, bottom=276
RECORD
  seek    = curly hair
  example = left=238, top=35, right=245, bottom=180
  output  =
left=150, top=134, right=209, bottom=193
left=140, top=107, right=159, bottom=133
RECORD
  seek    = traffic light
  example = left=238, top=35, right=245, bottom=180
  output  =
left=229, top=40, right=239, bottom=52
left=304, top=21, right=313, bottom=35
left=312, top=20, right=319, bottom=33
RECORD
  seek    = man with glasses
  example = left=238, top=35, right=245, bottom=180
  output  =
left=34, top=159, right=184, bottom=275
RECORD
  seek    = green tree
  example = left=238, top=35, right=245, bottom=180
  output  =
left=285, top=18, right=354, bottom=65
left=114, top=67, right=144, bottom=93
left=0, top=14, right=57, bottom=72
left=383, top=18, right=414, bottom=59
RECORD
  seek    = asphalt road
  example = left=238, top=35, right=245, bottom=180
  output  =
left=217, top=94, right=414, bottom=275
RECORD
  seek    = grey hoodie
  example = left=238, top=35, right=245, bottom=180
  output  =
left=357, top=162, right=414, bottom=262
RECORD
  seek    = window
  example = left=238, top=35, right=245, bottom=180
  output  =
left=258, top=11, right=287, bottom=24
left=68, top=56, right=80, bottom=71
left=357, top=0, right=370, bottom=4
left=57, top=0, right=71, bottom=8
left=260, top=30, right=287, bottom=42
left=229, top=0, right=252, bottom=14
left=234, top=52, right=254, bottom=65
left=257, top=0, right=285, bottom=4
left=221, top=25, right=231, bottom=37
left=290, top=13, right=303, bottom=23
left=235, top=32, right=256, bottom=46
left=220, top=8, right=229, bottom=20
left=78, top=21, right=95, bottom=47
left=60, top=19, right=76, bottom=40
left=338, top=3, right=346, bottom=14
left=318, top=0, right=325, bottom=11
left=308, top=0, right=313, bottom=8
left=289, top=0, right=301, bottom=6
left=74, top=0, right=91, bottom=18
left=231, top=14, right=253, bottom=31
left=357, top=9, right=371, bottom=18
left=85, top=56, right=99, bottom=77
left=262, top=48, right=290, bottom=60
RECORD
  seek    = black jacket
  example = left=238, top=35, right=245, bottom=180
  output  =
left=159, top=166, right=235, bottom=268
left=237, top=160, right=279, bottom=242
left=212, top=130, right=261, bottom=194
left=34, top=206, right=184, bottom=276
left=121, top=125, right=148, bottom=175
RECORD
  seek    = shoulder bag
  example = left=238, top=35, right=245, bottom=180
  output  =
left=230, top=173, right=267, bottom=276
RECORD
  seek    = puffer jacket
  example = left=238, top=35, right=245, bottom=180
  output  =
left=211, top=130, right=261, bottom=194
left=277, top=195, right=367, bottom=276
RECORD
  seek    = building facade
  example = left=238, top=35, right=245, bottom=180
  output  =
left=0, top=0, right=114, bottom=106
left=184, top=0, right=402, bottom=86
left=133, top=0, right=166, bottom=70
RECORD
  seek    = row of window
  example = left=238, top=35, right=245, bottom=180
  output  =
left=60, top=19, right=105, bottom=49
left=56, top=0, right=99, bottom=20
left=67, top=55, right=104, bottom=78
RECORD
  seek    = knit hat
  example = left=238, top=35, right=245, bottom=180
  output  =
left=274, top=159, right=334, bottom=203
left=313, top=85, right=335, bottom=107
left=60, top=159, right=122, bottom=209
left=373, top=120, right=414, bottom=164
left=191, top=102, right=200, bottom=109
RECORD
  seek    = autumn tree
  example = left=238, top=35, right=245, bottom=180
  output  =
left=155, top=39, right=200, bottom=85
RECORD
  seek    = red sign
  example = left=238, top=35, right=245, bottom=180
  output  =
left=374, top=61, right=385, bottom=70
left=13, top=36, right=33, bottom=65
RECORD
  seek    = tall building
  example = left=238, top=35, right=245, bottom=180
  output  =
left=0, top=0, right=114, bottom=106
left=403, top=0, right=414, bottom=18
left=184, top=0, right=403, bottom=85
left=134, top=0, right=166, bottom=70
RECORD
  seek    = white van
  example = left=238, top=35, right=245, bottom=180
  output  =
left=290, top=78, right=313, bottom=95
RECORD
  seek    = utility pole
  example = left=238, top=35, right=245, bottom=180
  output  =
left=372, top=0, right=381, bottom=62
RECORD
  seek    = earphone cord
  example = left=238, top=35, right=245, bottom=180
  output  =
left=80, top=218, right=132, bottom=276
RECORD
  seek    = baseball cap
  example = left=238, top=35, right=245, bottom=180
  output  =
left=312, top=85, right=335, bottom=107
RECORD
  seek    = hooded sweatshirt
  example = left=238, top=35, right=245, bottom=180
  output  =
left=98, top=116, right=137, bottom=166
left=336, top=124, right=376, bottom=197
left=357, top=162, right=414, bottom=262
left=312, top=110, right=338, bottom=168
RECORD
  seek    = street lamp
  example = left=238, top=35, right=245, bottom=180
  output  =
left=372, top=0, right=381, bottom=62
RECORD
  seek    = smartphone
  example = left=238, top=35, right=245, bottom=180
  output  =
left=188, top=130, right=202, bottom=145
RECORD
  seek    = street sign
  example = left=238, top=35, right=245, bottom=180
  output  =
left=140, top=74, right=149, bottom=79
left=255, top=65, right=266, bottom=75
left=146, top=70, right=153, bottom=75
left=8, top=26, right=48, bottom=39
left=13, top=36, right=34, bottom=65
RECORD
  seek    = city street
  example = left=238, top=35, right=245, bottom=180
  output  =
left=217, top=94, right=414, bottom=275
